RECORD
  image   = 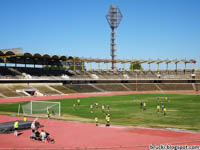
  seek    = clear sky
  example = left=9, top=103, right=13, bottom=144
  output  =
left=0, top=0, right=199, bottom=70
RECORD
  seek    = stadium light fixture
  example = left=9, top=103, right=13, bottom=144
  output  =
left=106, top=5, right=123, bottom=70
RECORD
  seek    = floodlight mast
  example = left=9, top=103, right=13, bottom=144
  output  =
left=106, top=5, right=122, bottom=70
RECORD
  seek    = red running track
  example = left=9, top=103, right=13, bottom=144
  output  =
left=0, top=115, right=200, bottom=150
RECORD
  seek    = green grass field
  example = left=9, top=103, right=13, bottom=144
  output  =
left=0, top=93, right=200, bottom=130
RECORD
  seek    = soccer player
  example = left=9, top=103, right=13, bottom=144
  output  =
left=161, top=104, right=165, bottom=113
left=24, top=117, right=27, bottom=122
left=102, top=104, right=105, bottom=113
left=95, top=102, right=99, bottom=108
left=106, top=114, right=110, bottom=127
left=95, top=117, right=98, bottom=126
left=73, top=104, right=76, bottom=111
left=14, top=120, right=19, bottom=136
left=47, top=108, right=50, bottom=119
left=90, top=104, right=93, bottom=113
left=143, top=102, right=146, bottom=110
left=157, top=105, right=160, bottom=112
left=77, top=99, right=80, bottom=106
left=107, top=104, right=110, bottom=112
left=163, top=108, right=166, bottom=116
left=140, top=101, right=143, bottom=109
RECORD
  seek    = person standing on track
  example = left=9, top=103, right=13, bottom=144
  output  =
left=14, top=120, right=19, bottom=136
left=31, top=118, right=38, bottom=135
left=106, top=113, right=110, bottom=127
left=31, top=118, right=38, bottom=137
left=95, top=117, right=98, bottom=126
left=24, top=117, right=27, bottom=122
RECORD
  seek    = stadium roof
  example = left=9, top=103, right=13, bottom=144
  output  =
left=0, top=48, right=197, bottom=66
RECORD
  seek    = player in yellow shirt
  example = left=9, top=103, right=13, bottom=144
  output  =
left=95, top=117, right=98, bottom=126
left=73, top=104, right=76, bottom=111
left=102, top=104, right=105, bottom=113
left=77, top=99, right=80, bottom=106
left=163, top=108, right=166, bottom=116
left=24, top=117, right=27, bottom=122
left=143, top=102, right=146, bottom=110
left=47, top=108, right=50, bottom=119
left=14, top=121, right=19, bottom=136
left=106, top=114, right=110, bottom=127
left=90, top=104, right=93, bottom=113
left=157, top=105, right=160, bottom=112
left=95, top=102, right=98, bottom=108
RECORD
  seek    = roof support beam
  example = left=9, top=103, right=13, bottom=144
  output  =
left=73, top=58, right=76, bottom=72
left=157, top=63, right=160, bottom=73
left=194, top=63, right=196, bottom=73
left=82, top=61, right=84, bottom=72
left=123, top=63, right=125, bottom=72
left=90, top=62, right=92, bottom=72
left=106, top=63, right=109, bottom=72
left=98, top=63, right=100, bottom=72
left=148, top=63, right=151, bottom=72
left=166, top=63, right=168, bottom=73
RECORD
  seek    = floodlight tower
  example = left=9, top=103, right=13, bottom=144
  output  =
left=106, top=5, right=123, bottom=70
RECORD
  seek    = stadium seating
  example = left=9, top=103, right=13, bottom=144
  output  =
left=137, top=84, right=159, bottom=91
left=0, top=66, right=199, bottom=98
left=64, top=84, right=101, bottom=93
left=50, top=85, right=76, bottom=94
left=1, top=67, right=200, bottom=80
left=95, top=84, right=129, bottom=92
left=157, top=84, right=194, bottom=91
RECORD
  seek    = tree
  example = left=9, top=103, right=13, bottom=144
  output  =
left=130, top=62, right=142, bottom=70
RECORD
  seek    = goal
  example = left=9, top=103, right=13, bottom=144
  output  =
left=22, top=101, right=61, bottom=117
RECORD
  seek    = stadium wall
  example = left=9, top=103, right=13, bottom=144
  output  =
left=0, top=79, right=199, bottom=84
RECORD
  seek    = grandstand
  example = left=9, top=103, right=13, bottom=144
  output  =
left=0, top=48, right=199, bottom=98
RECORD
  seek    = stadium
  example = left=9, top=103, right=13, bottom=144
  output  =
left=0, top=2, right=200, bottom=150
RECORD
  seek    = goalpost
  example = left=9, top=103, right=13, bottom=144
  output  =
left=22, top=101, right=61, bottom=117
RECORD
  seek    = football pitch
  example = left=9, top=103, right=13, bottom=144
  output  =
left=0, top=93, right=200, bottom=131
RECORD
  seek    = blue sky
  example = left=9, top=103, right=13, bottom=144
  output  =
left=0, top=0, right=199, bottom=70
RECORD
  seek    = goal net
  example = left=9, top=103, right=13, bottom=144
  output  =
left=22, top=101, right=61, bottom=117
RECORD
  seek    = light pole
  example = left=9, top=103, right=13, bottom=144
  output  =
left=106, top=5, right=123, bottom=70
